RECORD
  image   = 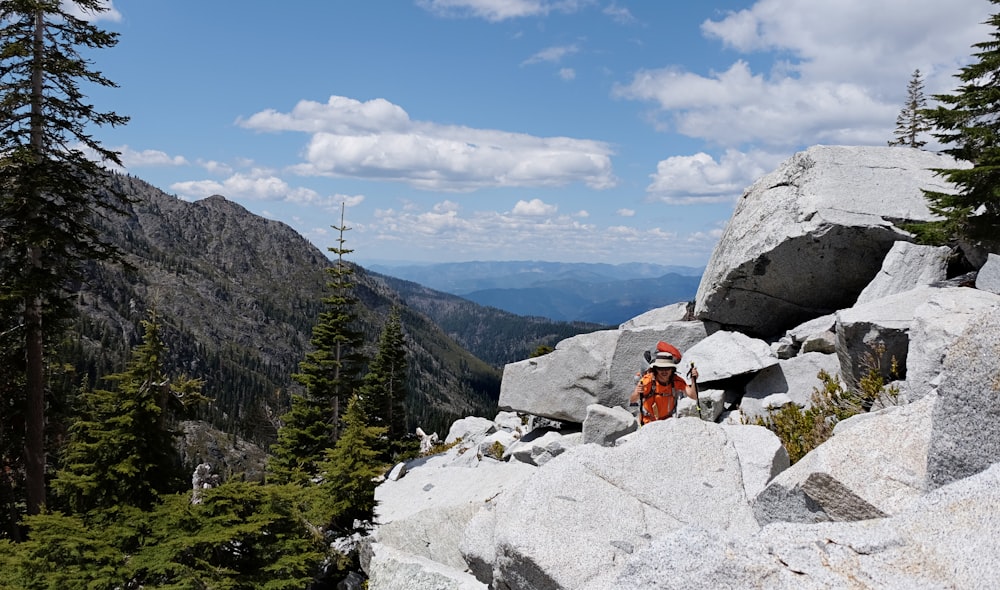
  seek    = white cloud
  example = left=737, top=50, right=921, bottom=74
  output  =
left=512, top=198, right=558, bottom=216
left=170, top=172, right=321, bottom=204
left=558, top=68, right=576, bottom=81
left=360, top=199, right=717, bottom=265
left=617, top=208, right=635, bottom=217
left=646, top=149, right=783, bottom=204
left=614, top=0, right=991, bottom=151
left=603, top=3, right=636, bottom=25
left=522, top=44, right=579, bottom=65
left=241, top=95, right=615, bottom=192
left=416, top=0, right=589, bottom=22
left=119, top=146, right=188, bottom=168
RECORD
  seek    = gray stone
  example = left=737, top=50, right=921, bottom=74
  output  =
left=722, top=424, right=789, bottom=500
left=446, top=416, right=497, bottom=445
left=975, top=252, right=1000, bottom=294
left=905, top=287, right=1000, bottom=401
left=367, top=543, right=487, bottom=590
left=854, top=241, right=951, bottom=305
left=927, top=304, right=1000, bottom=489
left=834, top=286, right=940, bottom=390
left=694, top=145, right=967, bottom=337
left=684, top=330, right=778, bottom=383
left=618, top=301, right=692, bottom=329
left=488, top=419, right=760, bottom=590
left=504, top=429, right=580, bottom=467
left=744, top=351, right=841, bottom=411
left=581, top=403, right=637, bottom=446
left=616, top=463, right=1000, bottom=590
left=753, top=394, right=935, bottom=525
left=387, top=462, right=406, bottom=482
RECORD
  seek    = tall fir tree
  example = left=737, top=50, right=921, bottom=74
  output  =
left=888, top=69, right=930, bottom=148
left=920, top=4, right=1000, bottom=243
left=357, top=306, right=411, bottom=460
left=51, top=310, right=204, bottom=514
left=269, top=204, right=366, bottom=482
left=317, top=393, right=386, bottom=534
left=0, top=0, right=130, bottom=516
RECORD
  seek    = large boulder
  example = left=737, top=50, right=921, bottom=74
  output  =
left=904, top=287, right=1000, bottom=401
left=753, top=393, right=935, bottom=525
left=976, top=252, right=1000, bottom=294
left=486, top=419, right=767, bottom=590
left=927, top=304, right=1000, bottom=489
left=854, top=241, right=951, bottom=305
left=742, top=352, right=841, bottom=418
left=694, top=145, right=967, bottom=337
left=834, top=286, right=941, bottom=390
left=615, top=463, right=1000, bottom=590
left=684, top=330, right=778, bottom=383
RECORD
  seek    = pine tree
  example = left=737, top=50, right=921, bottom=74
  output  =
left=888, top=69, right=930, bottom=148
left=920, top=4, right=1000, bottom=243
left=52, top=311, right=204, bottom=514
left=317, top=393, right=386, bottom=534
left=357, top=306, right=411, bottom=460
left=270, top=203, right=365, bottom=482
left=0, top=0, right=130, bottom=516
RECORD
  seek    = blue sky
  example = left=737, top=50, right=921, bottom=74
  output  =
left=81, top=1, right=991, bottom=266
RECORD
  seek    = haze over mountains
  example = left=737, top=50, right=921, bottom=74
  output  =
left=367, top=261, right=704, bottom=324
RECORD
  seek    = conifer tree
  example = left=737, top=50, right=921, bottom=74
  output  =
left=0, top=0, right=129, bottom=515
left=52, top=311, right=204, bottom=514
left=920, top=4, right=1000, bottom=243
left=317, top=393, right=386, bottom=534
left=269, top=204, right=365, bottom=482
left=888, top=69, right=930, bottom=148
left=357, top=306, right=411, bottom=459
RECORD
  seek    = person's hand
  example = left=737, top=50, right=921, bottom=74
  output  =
left=688, top=365, right=699, bottom=382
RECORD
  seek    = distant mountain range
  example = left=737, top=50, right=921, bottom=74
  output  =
left=367, top=261, right=705, bottom=324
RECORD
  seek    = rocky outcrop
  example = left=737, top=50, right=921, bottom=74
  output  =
left=693, top=145, right=968, bottom=337
left=365, top=145, right=999, bottom=590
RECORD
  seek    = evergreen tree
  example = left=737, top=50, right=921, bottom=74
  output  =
left=52, top=311, right=204, bottom=514
left=920, top=4, right=1000, bottom=243
left=0, top=0, right=130, bottom=515
left=888, top=69, right=930, bottom=148
left=357, top=306, right=411, bottom=460
left=317, top=393, right=386, bottom=534
left=270, top=203, right=365, bottom=482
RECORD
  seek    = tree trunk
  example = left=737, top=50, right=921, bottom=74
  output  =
left=24, top=8, right=47, bottom=516
left=23, top=289, right=45, bottom=516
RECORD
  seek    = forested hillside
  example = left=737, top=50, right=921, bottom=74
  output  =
left=70, top=175, right=509, bottom=442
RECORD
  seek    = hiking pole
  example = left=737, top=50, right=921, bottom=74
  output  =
left=688, top=361, right=702, bottom=420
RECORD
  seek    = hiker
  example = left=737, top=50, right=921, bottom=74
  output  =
left=629, top=351, right=698, bottom=425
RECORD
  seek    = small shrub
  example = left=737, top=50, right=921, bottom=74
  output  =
left=484, top=440, right=506, bottom=460
left=421, top=437, right=462, bottom=457
left=750, top=344, right=900, bottom=464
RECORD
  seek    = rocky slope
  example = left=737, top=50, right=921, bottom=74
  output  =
left=364, top=146, right=1000, bottom=590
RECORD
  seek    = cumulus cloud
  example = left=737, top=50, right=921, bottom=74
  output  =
left=615, top=1, right=990, bottom=151
left=646, top=149, right=783, bottom=204
left=240, top=95, right=615, bottom=192
left=558, top=68, right=576, bottom=80
left=512, top=198, right=558, bottom=216
left=119, top=146, right=189, bottom=168
left=617, top=208, right=635, bottom=217
left=169, top=171, right=333, bottom=206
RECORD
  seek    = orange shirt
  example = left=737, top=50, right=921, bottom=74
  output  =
left=637, top=372, right=688, bottom=424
